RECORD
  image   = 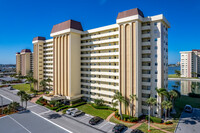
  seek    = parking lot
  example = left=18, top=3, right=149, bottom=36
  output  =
left=0, top=94, right=12, bottom=107
left=175, top=108, right=200, bottom=133
left=0, top=110, right=70, bottom=133
left=63, top=112, right=132, bottom=133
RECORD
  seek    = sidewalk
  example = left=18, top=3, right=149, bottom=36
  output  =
left=30, top=94, right=44, bottom=103
left=150, top=123, right=171, bottom=133
left=130, top=119, right=145, bottom=129
left=106, top=112, right=115, bottom=121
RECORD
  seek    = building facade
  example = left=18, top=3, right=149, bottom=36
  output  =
left=32, top=8, right=170, bottom=117
left=180, top=50, right=200, bottom=78
left=16, top=49, right=33, bottom=76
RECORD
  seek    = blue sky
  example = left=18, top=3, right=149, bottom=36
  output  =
left=0, top=0, right=199, bottom=64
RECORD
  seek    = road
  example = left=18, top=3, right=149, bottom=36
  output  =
left=175, top=108, right=200, bottom=133
left=0, top=87, right=132, bottom=133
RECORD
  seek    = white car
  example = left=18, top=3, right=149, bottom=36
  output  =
left=66, top=108, right=77, bottom=115
left=71, top=110, right=83, bottom=117
left=184, top=105, right=193, bottom=113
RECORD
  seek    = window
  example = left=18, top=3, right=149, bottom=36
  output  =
left=155, top=79, right=158, bottom=82
left=155, top=46, right=157, bottom=49
left=155, top=63, right=158, bottom=66
left=155, top=71, right=158, bottom=74
left=155, top=54, right=157, bottom=58
left=155, top=38, right=157, bottom=41
left=154, top=22, right=157, bottom=26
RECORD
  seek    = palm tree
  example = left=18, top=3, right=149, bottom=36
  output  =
left=8, top=102, right=20, bottom=112
left=162, top=101, right=173, bottom=122
left=22, top=93, right=32, bottom=110
left=26, top=74, right=37, bottom=91
left=146, top=97, right=157, bottom=132
left=111, top=101, right=118, bottom=109
left=112, top=91, right=127, bottom=120
left=156, top=88, right=169, bottom=99
left=169, top=90, right=178, bottom=109
left=129, top=94, right=137, bottom=118
left=17, top=90, right=25, bottom=107
left=175, top=70, right=181, bottom=77
left=40, top=79, right=47, bottom=92
left=46, top=78, right=52, bottom=90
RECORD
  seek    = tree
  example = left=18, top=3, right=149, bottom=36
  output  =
left=129, top=94, right=137, bottom=118
left=94, top=98, right=104, bottom=106
left=156, top=88, right=169, bottom=99
left=169, top=90, right=178, bottom=109
left=111, top=101, right=118, bottom=109
left=191, top=72, right=198, bottom=77
left=112, top=91, right=127, bottom=120
left=46, top=78, right=52, bottom=90
left=40, top=79, right=47, bottom=91
left=8, top=102, right=20, bottom=112
left=162, top=101, right=173, bottom=122
left=175, top=70, right=181, bottom=77
left=146, top=97, right=157, bottom=132
left=17, top=90, right=25, bottom=107
left=25, top=73, right=37, bottom=91
left=22, top=93, right=32, bottom=110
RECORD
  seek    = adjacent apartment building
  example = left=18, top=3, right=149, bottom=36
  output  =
left=180, top=50, right=200, bottom=78
left=16, top=49, right=33, bottom=76
left=32, top=8, right=170, bottom=117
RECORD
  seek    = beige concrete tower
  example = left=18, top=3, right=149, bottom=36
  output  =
left=32, top=37, right=46, bottom=91
left=16, top=49, right=32, bottom=76
left=50, top=20, right=83, bottom=101
left=16, top=52, right=21, bottom=74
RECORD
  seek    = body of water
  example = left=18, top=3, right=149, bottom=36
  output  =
left=168, top=66, right=180, bottom=75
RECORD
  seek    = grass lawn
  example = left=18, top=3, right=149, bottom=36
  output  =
left=137, top=123, right=165, bottom=133
left=168, top=74, right=180, bottom=78
left=109, top=116, right=135, bottom=128
left=152, top=120, right=179, bottom=133
left=12, top=83, right=33, bottom=94
left=173, top=95, right=200, bottom=118
left=77, top=104, right=113, bottom=119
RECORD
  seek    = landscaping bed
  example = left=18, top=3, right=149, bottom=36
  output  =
left=109, top=116, right=136, bottom=128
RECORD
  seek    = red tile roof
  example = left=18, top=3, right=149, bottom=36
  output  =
left=51, top=19, right=83, bottom=34
left=117, top=8, right=144, bottom=19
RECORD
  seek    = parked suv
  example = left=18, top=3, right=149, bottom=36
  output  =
left=89, top=116, right=103, bottom=125
left=71, top=110, right=83, bottom=117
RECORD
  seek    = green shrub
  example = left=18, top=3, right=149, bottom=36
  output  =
left=91, top=104, right=117, bottom=111
left=188, top=93, right=200, bottom=98
left=57, top=102, right=86, bottom=112
left=165, top=121, right=173, bottom=124
left=130, top=117, right=138, bottom=122
left=145, top=116, right=162, bottom=123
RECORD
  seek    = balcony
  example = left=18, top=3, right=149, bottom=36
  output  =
left=81, top=77, right=119, bottom=83
left=44, top=52, right=53, bottom=55
left=44, top=61, right=53, bottom=64
left=81, top=38, right=119, bottom=46
left=142, top=74, right=151, bottom=78
left=81, top=71, right=119, bottom=76
left=44, top=47, right=53, bottom=51
left=81, top=82, right=119, bottom=90
left=81, top=59, right=119, bottom=63
left=44, top=56, right=53, bottom=59
left=81, top=88, right=115, bottom=96
left=44, top=43, right=53, bottom=47
left=81, top=65, right=119, bottom=69
left=81, top=45, right=119, bottom=51
left=81, top=52, right=118, bottom=57
left=142, top=66, right=151, bottom=70
left=142, top=50, right=151, bottom=54
left=142, top=26, right=151, bottom=30
left=142, top=33, right=151, bottom=38
left=142, top=42, right=151, bottom=46
left=82, top=94, right=113, bottom=102
left=44, top=69, right=53, bottom=72
left=142, top=90, right=151, bottom=94
left=81, top=31, right=119, bottom=40
left=142, top=82, right=151, bottom=86
left=142, top=58, right=151, bottom=62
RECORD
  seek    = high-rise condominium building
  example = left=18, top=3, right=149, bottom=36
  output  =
left=180, top=50, right=200, bottom=78
left=16, top=49, right=33, bottom=76
left=32, top=8, right=170, bottom=117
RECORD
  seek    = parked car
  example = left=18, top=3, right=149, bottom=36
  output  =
left=71, top=110, right=83, bottom=117
left=131, top=129, right=144, bottom=133
left=184, top=105, right=193, bottom=113
left=66, top=108, right=77, bottom=115
left=112, top=124, right=127, bottom=133
left=89, top=116, right=103, bottom=125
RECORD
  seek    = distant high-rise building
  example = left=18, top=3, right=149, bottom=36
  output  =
left=180, top=50, right=200, bottom=77
left=32, top=8, right=170, bottom=118
left=16, top=49, right=33, bottom=76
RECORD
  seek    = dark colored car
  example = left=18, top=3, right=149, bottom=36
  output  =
left=89, top=116, right=103, bottom=125
left=112, top=124, right=127, bottom=133
left=184, top=105, right=193, bottom=113
left=131, top=129, right=144, bottom=133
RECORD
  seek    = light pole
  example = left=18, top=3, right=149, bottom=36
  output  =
left=148, top=105, right=150, bottom=132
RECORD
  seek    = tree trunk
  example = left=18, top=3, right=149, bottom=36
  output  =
left=129, top=103, right=132, bottom=119
left=30, top=83, right=32, bottom=91
left=148, top=106, right=151, bottom=131
left=119, top=102, right=123, bottom=120
left=165, top=109, right=167, bottom=122
left=168, top=109, right=170, bottom=118
left=25, top=101, right=27, bottom=110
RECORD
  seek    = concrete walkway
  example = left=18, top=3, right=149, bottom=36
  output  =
left=130, top=119, right=145, bottom=129
left=106, top=112, right=115, bottom=121
left=30, top=94, right=44, bottom=103
left=150, top=123, right=171, bottom=133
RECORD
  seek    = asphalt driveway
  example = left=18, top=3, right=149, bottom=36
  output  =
left=175, top=108, right=200, bottom=133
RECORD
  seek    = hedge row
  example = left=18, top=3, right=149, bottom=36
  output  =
left=145, top=116, right=162, bottom=123
left=115, top=111, right=138, bottom=122
left=57, top=102, right=86, bottom=112
left=188, top=93, right=200, bottom=98
left=91, top=104, right=116, bottom=111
